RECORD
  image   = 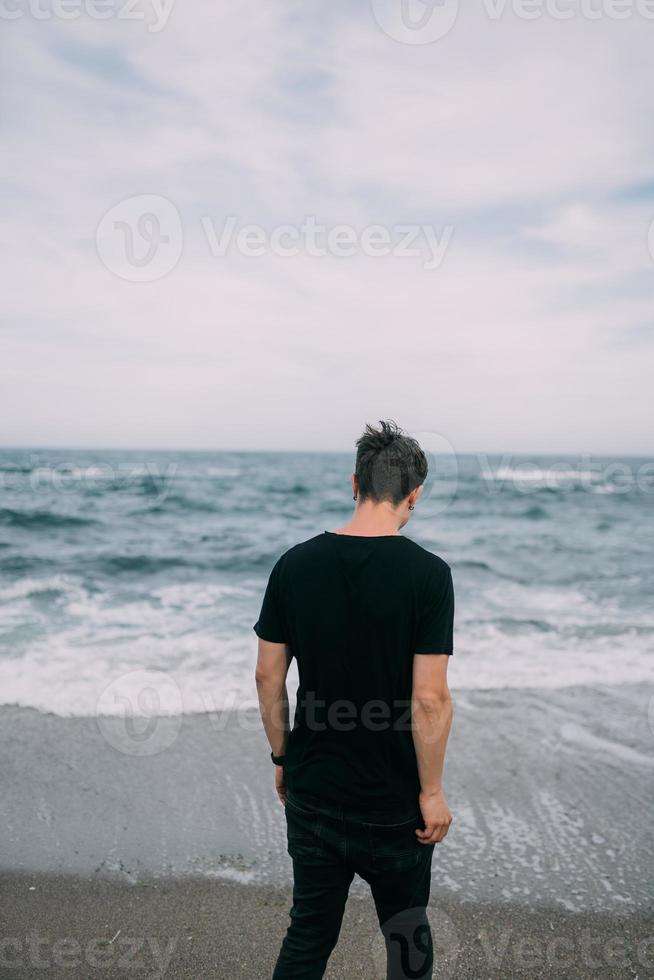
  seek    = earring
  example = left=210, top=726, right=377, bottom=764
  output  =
left=408, top=504, right=414, bottom=510
left=353, top=494, right=357, bottom=500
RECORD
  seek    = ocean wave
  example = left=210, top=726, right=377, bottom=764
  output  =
left=0, top=574, right=85, bottom=603
left=487, top=467, right=602, bottom=485
left=321, top=500, right=352, bottom=514
left=220, top=550, right=285, bottom=570
left=480, top=582, right=596, bottom=616
left=474, top=616, right=555, bottom=633
left=0, top=464, right=34, bottom=474
left=82, top=477, right=169, bottom=497
left=566, top=622, right=654, bottom=639
left=481, top=467, right=639, bottom=498
left=206, top=467, right=241, bottom=478
left=521, top=504, right=549, bottom=520
left=0, top=620, right=651, bottom=716
left=99, top=555, right=195, bottom=574
left=129, top=494, right=218, bottom=516
left=455, top=560, right=523, bottom=581
left=266, top=483, right=310, bottom=495
left=0, top=449, right=650, bottom=717
left=0, top=508, right=96, bottom=529
left=0, top=555, right=54, bottom=575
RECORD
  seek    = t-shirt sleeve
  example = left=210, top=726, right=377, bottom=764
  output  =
left=253, top=559, right=288, bottom=643
left=414, top=562, right=454, bottom=655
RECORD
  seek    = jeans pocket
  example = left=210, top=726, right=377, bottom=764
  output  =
left=363, top=816, right=422, bottom=872
left=285, top=797, right=322, bottom=859
left=285, top=792, right=318, bottom=817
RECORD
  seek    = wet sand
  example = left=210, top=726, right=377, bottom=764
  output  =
left=0, top=684, right=652, bottom=976
left=1, top=872, right=652, bottom=979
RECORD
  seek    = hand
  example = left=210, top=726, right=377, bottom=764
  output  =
left=274, top=764, right=286, bottom=805
left=416, top=789, right=452, bottom=844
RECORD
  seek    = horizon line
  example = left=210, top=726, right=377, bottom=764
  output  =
left=0, top=444, right=651, bottom=459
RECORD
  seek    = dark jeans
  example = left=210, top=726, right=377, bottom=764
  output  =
left=272, top=787, right=436, bottom=980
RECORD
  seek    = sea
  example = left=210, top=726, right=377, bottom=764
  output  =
left=0, top=448, right=652, bottom=717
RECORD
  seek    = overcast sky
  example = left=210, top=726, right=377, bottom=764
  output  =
left=1, top=0, right=653, bottom=454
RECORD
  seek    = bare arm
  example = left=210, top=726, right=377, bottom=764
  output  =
left=254, top=638, right=292, bottom=803
left=411, top=653, right=454, bottom=844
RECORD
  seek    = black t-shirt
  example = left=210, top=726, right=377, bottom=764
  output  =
left=253, top=530, right=454, bottom=810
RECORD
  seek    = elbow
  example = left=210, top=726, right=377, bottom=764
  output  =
left=255, top=668, right=282, bottom=689
left=413, top=689, right=453, bottom=714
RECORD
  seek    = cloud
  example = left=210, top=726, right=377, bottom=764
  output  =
left=1, top=1, right=653, bottom=452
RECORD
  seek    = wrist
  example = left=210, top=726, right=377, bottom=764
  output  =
left=271, top=750, right=286, bottom=766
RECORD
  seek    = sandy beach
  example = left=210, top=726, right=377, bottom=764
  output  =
left=1, top=683, right=652, bottom=977
left=2, top=873, right=652, bottom=979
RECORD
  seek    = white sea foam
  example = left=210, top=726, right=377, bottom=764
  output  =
left=0, top=559, right=651, bottom=717
left=0, top=633, right=266, bottom=717
left=0, top=575, right=85, bottom=603
left=206, top=867, right=257, bottom=884
left=1, top=449, right=650, bottom=717
left=481, top=582, right=593, bottom=616
left=447, top=623, right=653, bottom=690
left=0, top=616, right=651, bottom=716
left=206, top=467, right=241, bottom=477
left=29, top=465, right=151, bottom=480
left=490, top=467, right=600, bottom=483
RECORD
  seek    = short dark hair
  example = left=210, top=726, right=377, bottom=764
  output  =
left=354, top=419, right=428, bottom=506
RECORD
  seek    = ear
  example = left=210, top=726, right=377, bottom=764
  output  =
left=409, top=484, right=423, bottom=506
left=351, top=473, right=358, bottom=495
